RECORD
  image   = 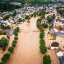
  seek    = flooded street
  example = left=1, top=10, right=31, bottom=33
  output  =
left=7, top=17, right=43, bottom=64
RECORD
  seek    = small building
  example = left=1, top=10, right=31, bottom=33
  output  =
left=56, top=48, right=63, bottom=57
left=50, top=43, right=59, bottom=49
left=58, top=56, right=64, bottom=64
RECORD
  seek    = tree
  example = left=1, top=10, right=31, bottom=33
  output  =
left=39, top=30, right=45, bottom=38
left=47, top=16, right=52, bottom=22
left=58, top=25, right=62, bottom=30
left=3, top=15, right=9, bottom=20
left=43, top=55, right=52, bottom=64
left=7, top=35, right=10, bottom=39
left=14, top=32, right=18, bottom=36
left=0, top=62, right=5, bottom=64
left=8, top=47, right=14, bottom=53
left=14, top=36, right=18, bottom=40
left=25, top=16, right=30, bottom=20
left=1, top=37, right=8, bottom=47
left=12, top=43, right=16, bottom=47
left=1, top=53, right=11, bottom=62
left=40, top=38, right=45, bottom=45
left=27, top=20, right=30, bottom=23
left=52, top=14, right=55, bottom=19
left=40, top=45, right=47, bottom=53
left=13, top=11, right=17, bottom=16
left=18, top=18, right=22, bottom=22
left=12, top=40, right=17, bottom=47
left=52, top=42, right=59, bottom=45
left=42, top=23, right=48, bottom=28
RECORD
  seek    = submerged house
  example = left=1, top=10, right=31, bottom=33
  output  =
left=50, top=43, right=59, bottom=49
left=56, top=48, right=63, bottom=56
left=58, top=56, right=64, bottom=64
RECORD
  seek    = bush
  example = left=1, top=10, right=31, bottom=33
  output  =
left=1, top=25, right=10, bottom=29
left=27, top=21, right=30, bottom=23
left=0, top=31, right=7, bottom=35
left=13, top=40, right=17, bottom=44
left=40, top=45, right=47, bottom=53
left=42, top=23, right=48, bottom=28
left=43, top=55, right=52, bottom=64
left=1, top=37, right=8, bottom=48
left=1, top=53, right=11, bottom=62
left=8, top=47, right=14, bottom=53
left=40, top=38, right=45, bottom=45
left=12, top=40, right=17, bottom=47
left=39, top=30, right=45, bottom=38
left=7, top=35, right=10, bottom=39
left=0, top=62, right=5, bottom=64
left=14, top=36, right=18, bottom=40
left=12, top=43, right=16, bottom=47
left=52, top=42, right=59, bottom=45
left=14, top=32, right=18, bottom=36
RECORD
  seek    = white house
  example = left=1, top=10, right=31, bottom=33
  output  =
left=56, top=48, right=63, bottom=57
left=50, top=43, right=59, bottom=49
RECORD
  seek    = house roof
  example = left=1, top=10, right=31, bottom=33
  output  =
left=58, top=56, right=64, bottom=64
left=56, top=48, right=63, bottom=53
left=51, top=43, right=59, bottom=47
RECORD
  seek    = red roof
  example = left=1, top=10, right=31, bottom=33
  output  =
left=56, top=48, right=63, bottom=53
left=51, top=43, right=59, bottom=47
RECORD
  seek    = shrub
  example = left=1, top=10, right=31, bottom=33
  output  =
left=12, top=43, right=16, bottom=47
left=0, top=62, right=5, bottom=64
left=52, top=42, right=59, bottom=45
left=14, top=36, right=18, bottom=40
left=1, top=37, right=8, bottom=48
left=1, top=53, right=11, bottom=62
left=13, top=40, right=17, bottom=44
left=7, top=35, right=10, bottom=39
left=14, top=32, right=18, bottom=36
left=42, top=23, right=48, bottom=28
left=0, top=31, right=7, bottom=35
left=40, top=45, right=47, bottom=53
left=27, top=21, right=30, bottom=23
left=43, top=55, right=52, bottom=64
left=40, top=38, right=45, bottom=45
left=8, top=47, right=14, bottom=53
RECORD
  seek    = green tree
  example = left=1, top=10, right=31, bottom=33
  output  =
left=42, top=23, right=48, bottom=28
left=43, top=55, right=52, bottom=64
left=25, top=16, right=30, bottom=20
left=40, top=38, right=45, bottom=45
left=8, top=47, right=14, bottom=53
left=40, top=45, right=47, bottom=53
left=18, top=18, right=22, bottom=22
left=13, top=11, right=17, bottom=16
left=0, top=62, right=5, bottom=64
left=1, top=53, right=11, bottom=62
left=14, top=36, right=18, bottom=40
left=1, top=37, right=8, bottom=47
left=58, top=25, right=62, bottom=30
left=7, top=35, right=10, bottom=39
left=52, top=14, right=55, bottom=19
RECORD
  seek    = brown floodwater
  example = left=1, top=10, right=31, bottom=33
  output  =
left=0, top=16, right=60, bottom=64
left=6, top=17, right=44, bottom=64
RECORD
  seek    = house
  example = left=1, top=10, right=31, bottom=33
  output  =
left=56, top=48, right=63, bottom=56
left=58, top=56, right=64, bottom=64
left=50, top=43, right=59, bottom=49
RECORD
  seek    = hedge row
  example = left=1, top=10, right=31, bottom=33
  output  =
left=37, top=11, right=47, bottom=54
left=0, top=27, right=19, bottom=64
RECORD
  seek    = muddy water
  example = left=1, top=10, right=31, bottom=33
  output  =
left=7, top=17, right=43, bottom=64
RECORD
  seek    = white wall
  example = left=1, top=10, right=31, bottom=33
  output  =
left=51, top=47, right=59, bottom=49
left=56, top=51, right=63, bottom=56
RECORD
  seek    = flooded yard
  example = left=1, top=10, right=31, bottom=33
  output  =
left=0, top=17, right=62, bottom=64
left=7, top=17, right=43, bottom=64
